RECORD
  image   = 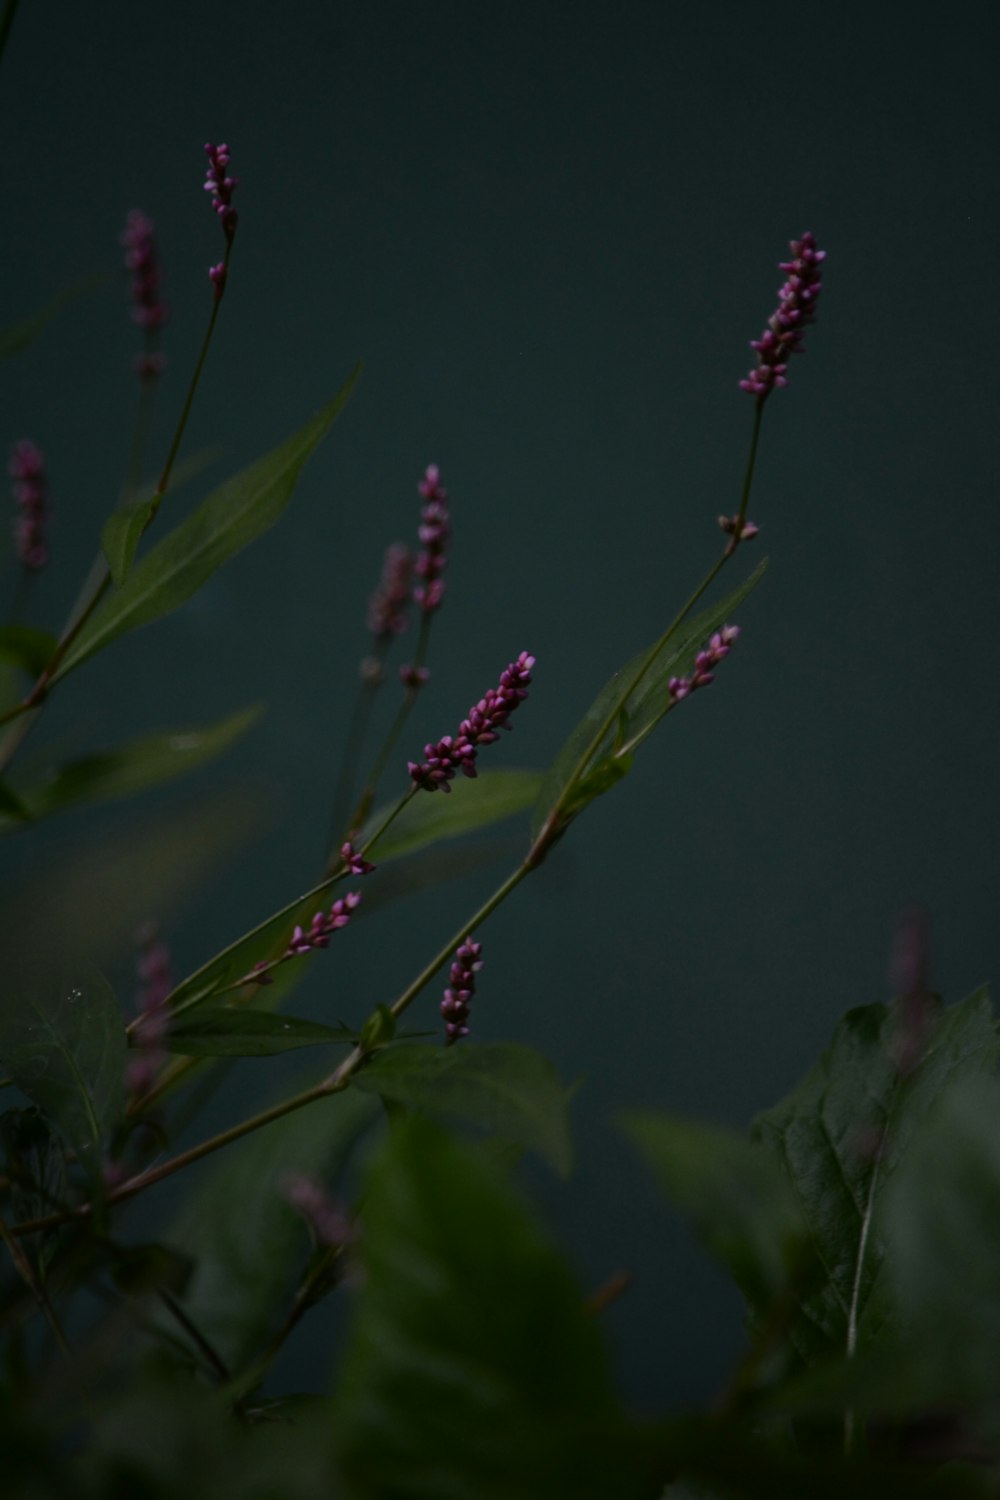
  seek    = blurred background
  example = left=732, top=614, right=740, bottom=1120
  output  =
left=1, top=0, right=997, bottom=1410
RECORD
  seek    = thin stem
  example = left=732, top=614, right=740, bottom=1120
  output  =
left=726, top=397, right=764, bottom=556
left=158, top=1289, right=231, bottom=1383
left=326, top=647, right=388, bottom=857
left=0, top=0, right=20, bottom=66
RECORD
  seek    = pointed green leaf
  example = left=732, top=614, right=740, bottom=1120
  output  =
left=334, top=1116, right=650, bottom=1499
left=364, top=769, right=543, bottom=862
left=532, top=561, right=767, bottom=837
left=17, top=705, right=261, bottom=817
left=0, top=272, right=106, bottom=357
left=624, top=1111, right=810, bottom=1308
left=163, top=1085, right=376, bottom=1369
left=102, top=497, right=157, bottom=585
left=0, top=969, right=125, bottom=1169
left=164, top=1007, right=357, bottom=1057
left=752, top=987, right=999, bottom=1366
left=0, top=625, right=58, bottom=676
left=352, top=1041, right=573, bottom=1175
left=52, top=366, right=360, bottom=680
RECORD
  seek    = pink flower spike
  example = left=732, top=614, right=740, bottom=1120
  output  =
left=668, top=624, right=740, bottom=703
left=409, top=652, right=535, bottom=793
left=441, top=935, right=484, bottom=1044
left=203, top=142, right=239, bottom=242
left=740, top=232, right=826, bottom=401
left=121, top=211, right=168, bottom=374
left=9, top=440, right=50, bottom=572
left=718, top=514, right=759, bottom=541
left=413, top=463, right=451, bottom=614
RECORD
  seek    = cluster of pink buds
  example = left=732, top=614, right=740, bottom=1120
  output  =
left=413, top=464, right=450, bottom=613
left=367, top=542, right=412, bottom=644
left=9, top=440, right=50, bottom=571
left=120, top=211, right=169, bottom=376
left=251, top=891, right=361, bottom=984
left=740, top=232, right=826, bottom=400
left=408, top=651, right=535, bottom=793
left=441, top=936, right=483, bottom=1044
left=668, top=625, right=739, bottom=703
left=340, top=841, right=376, bottom=876
left=126, top=922, right=173, bottom=1097
left=204, top=142, right=238, bottom=294
left=718, top=515, right=759, bottom=542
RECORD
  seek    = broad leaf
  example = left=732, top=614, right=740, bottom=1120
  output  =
left=0, top=779, right=31, bottom=825
left=352, top=1041, right=573, bottom=1175
left=102, top=497, right=157, bottom=585
left=363, top=769, right=543, bottom=862
left=624, top=1111, right=810, bottom=1309
left=163, top=1084, right=376, bottom=1370
left=334, top=1116, right=651, bottom=1499
left=165, top=1007, right=357, bottom=1057
left=0, top=272, right=105, bottom=356
left=0, top=968, right=125, bottom=1170
left=0, top=1107, right=68, bottom=1240
left=532, top=560, right=767, bottom=838
left=883, top=1072, right=1000, bottom=1407
left=53, top=366, right=360, bottom=679
left=751, top=987, right=999, bottom=1366
left=16, top=705, right=261, bottom=817
left=0, top=626, right=58, bottom=676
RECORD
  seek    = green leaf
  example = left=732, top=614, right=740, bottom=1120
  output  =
left=17, top=704, right=261, bottom=817
left=883, top=1072, right=1000, bottom=1407
left=163, top=1084, right=376, bottom=1370
left=164, top=1007, right=356, bottom=1057
left=751, top=987, right=1000, bottom=1366
left=0, top=779, right=31, bottom=824
left=623, top=1111, right=810, bottom=1308
left=334, top=1115, right=652, bottom=1499
left=52, top=366, right=360, bottom=680
left=0, top=272, right=106, bottom=357
left=0, top=625, right=58, bottom=676
left=363, top=769, right=543, bottom=862
left=0, top=968, right=125, bottom=1169
left=0, top=1107, right=68, bottom=1240
left=532, top=560, right=767, bottom=838
left=352, top=1041, right=573, bottom=1175
left=102, top=497, right=157, bottom=586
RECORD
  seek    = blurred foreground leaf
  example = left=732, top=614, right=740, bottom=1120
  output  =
left=0, top=625, right=58, bottom=676
left=352, top=1041, right=574, bottom=1175
left=163, top=1084, right=376, bottom=1371
left=334, top=1115, right=655, bottom=1499
left=0, top=272, right=106, bottom=356
left=0, top=968, right=124, bottom=1172
left=624, top=1111, right=810, bottom=1308
left=13, top=705, right=261, bottom=819
left=54, top=366, right=360, bottom=679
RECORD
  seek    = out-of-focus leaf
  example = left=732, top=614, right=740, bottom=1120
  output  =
left=352, top=1041, right=573, bottom=1176
left=0, top=1107, right=68, bottom=1236
left=884, top=1072, right=1000, bottom=1407
left=53, top=366, right=360, bottom=680
left=0, top=625, right=58, bottom=676
left=0, top=272, right=106, bottom=356
left=752, top=988, right=999, bottom=1366
left=363, top=769, right=543, bottom=863
left=531, top=561, right=767, bottom=838
left=165, top=1008, right=357, bottom=1057
left=16, top=704, right=261, bottom=817
left=0, top=969, right=125, bottom=1171
left=623, top=1111, right=810, bottom=1309
left=163, top=1085, right=376, bottom=1370
left=102, top=497, right=157, bottom=585
left=334, top=1115, right=654, bottom=1499
left=0, top=779, right=31, bottom=824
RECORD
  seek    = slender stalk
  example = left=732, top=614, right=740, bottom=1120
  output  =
left=0, top=0, right=20, bottom=66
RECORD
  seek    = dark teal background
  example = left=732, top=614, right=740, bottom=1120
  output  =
left=2, top=2, right=998, bottom=1407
